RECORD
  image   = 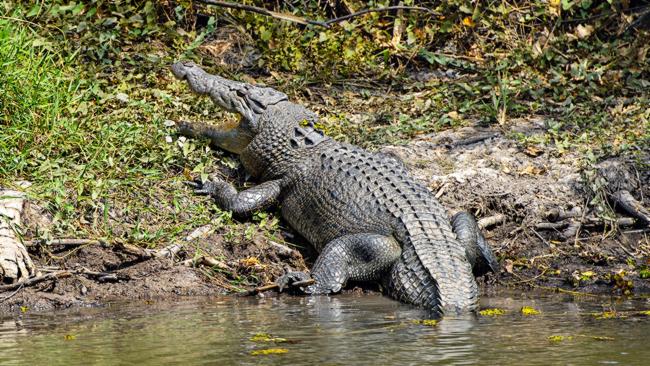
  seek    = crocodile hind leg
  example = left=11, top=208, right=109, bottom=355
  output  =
left=187, top=177, right=282, bottom=217
left=278, top=233, right=401, bottom=294
left=451, top=212, right=499, bottom=276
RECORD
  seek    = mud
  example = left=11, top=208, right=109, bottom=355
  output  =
left=0, top=231, right=307, bottom=313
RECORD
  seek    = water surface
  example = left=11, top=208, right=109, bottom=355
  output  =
left=0, top=292, right=648, bottom=365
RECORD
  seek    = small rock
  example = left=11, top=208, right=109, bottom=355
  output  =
left=115, top=92, right=129, bottom=103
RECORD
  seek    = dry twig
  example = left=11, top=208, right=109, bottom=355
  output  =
left=610, top=190, right=650, bottom=226
left=478, top=214, right=506, bottom=229
left=238, top=279, right=315, bottom=297
left=180, top=255, right=232, bottom=270
left=26, top=238, right=104, bottom=247
left=0, top=271, right=71, bottom=292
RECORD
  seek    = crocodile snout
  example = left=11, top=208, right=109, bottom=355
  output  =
left=171, top=61, right=198, bottom=80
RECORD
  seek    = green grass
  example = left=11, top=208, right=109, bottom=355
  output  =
left=0, top=18, right=231, bottom=245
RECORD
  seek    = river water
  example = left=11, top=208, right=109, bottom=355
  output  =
left=0, top=291, right=648, bottom=365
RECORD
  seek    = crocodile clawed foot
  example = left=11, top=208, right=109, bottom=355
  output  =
left=276, top=271, right=312, bottom=293
left=184, top=178, right=223, bottom=196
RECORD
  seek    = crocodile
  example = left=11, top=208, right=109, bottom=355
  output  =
left=171, top=61, right=499, bottom=316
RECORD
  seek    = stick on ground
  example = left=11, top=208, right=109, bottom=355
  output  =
left=238, top=279, right=315, bottom=297
left=0, top=271, right=71, bottom=292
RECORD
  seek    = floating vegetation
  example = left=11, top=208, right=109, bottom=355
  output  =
left=548, top=335, right=572, bottom=343
left=250, top=332, right=288, bottom=343
left=251, top=348, right=289, bottom=356
left=589, top=310, right=650, bottom=319
left=479, top=308, right=506, bottom=316
left=592, top=311, right=621, bottom=320
left=521, top=306, right=540, bottom=316
left=411, top=319, right=438, bottom=327
left=548, top=334, right=614, bottom=343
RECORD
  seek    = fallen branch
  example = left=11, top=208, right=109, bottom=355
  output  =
left=120, top=243, right=183, bottom=259
left=120, top=243, right=152, bottom=258
left=185, top=224, right=213, bottom=241
left=478, top=214, right=505, bottom=229
left=26, top=238, right=104, bottom=247
left=610, top=190, right=650, bottom=226
left=536, top=222, right=569, bottom=230
left=545, top=207, right=582, bottom=222
left=537, top=216, right=636, bottom=240
left=268, top=240, right=299, bottom=257
left=238, top=279, right=315, bottom=297
left=180, top=255, right=232, bottom=270
left=119, top=225, right=211, bottom=260
left=196, top=1, right=436, bottom=28
left=77, top=267, right=131, bottom=282
left=0, top=271, right=71, bottom=292
left=583, top=216, right=636, bottom=227
left=0, top=284, right=23, bottom=302
left=153, top=243, right=183, bottom=259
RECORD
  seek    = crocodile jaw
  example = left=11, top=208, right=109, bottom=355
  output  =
left=171, top=61, right=287, bottom=131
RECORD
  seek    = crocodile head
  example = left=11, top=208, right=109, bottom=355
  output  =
left=171, top=61, right=288, bottom=153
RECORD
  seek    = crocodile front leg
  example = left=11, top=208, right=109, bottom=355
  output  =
left=188, top=178, right=282, bottom=217
left=278, top=233, right=401, bottom=294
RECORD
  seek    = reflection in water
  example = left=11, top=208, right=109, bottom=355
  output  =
left=0, top=292, right=648, bottom=366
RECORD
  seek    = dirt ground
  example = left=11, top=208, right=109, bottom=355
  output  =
left=2, top=119, right=648, bottom=314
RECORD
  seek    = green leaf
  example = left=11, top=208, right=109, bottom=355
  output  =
left=27, top=4, right=41, bottom=17
left=259, top=26, right=271, bottom=41
left=71, top=3, right=84, bottom=16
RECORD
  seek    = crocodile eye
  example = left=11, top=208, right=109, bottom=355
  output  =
left=294, top=127, right=304, bottom=137
left=290, top=139, right=299, bottom=148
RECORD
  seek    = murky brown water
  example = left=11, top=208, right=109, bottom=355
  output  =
left=0, top=291, right=648, bottom=365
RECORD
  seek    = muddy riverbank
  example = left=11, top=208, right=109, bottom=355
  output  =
left=2, top=118, right=648, bottom=314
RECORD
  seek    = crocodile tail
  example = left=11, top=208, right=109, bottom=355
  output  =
left=385, top=211, right=478, bottom=315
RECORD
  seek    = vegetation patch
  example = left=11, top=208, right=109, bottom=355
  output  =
left=521, top=306, right=541, bottom=316
left=479, top=308, right=506, bottom=316
left=412, top=319, right=439, bottom=326
left=250, top=348, right=289, bottom=356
